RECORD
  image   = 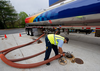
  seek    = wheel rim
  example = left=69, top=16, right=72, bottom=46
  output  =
left=26, top=30, right=28, bottom=34
left=29, top=30, right=31, bottom=35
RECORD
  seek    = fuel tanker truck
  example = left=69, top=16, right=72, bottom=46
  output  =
left=25, top=0, right=100, bottom=36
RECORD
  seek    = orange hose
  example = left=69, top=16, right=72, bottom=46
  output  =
left=0, top=54, right=61, bottom=68
left=0, top=34, right=45, bottom=54
left=0, top=33, right=45, bottom=63
left=0, top=54, right=3, bottom=58
left=0, top=33, right=65, bottom=68
left=9, top=50, right=46, bottom=62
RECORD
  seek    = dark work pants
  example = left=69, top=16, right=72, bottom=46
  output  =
left=44, top=36, right=58, bottom=60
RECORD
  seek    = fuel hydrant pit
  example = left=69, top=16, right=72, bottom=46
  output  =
left=64, top=52, right=74, bottom=59
left=65, top=54, right=73, bottom=58
left=58, top=57, right=67, bottom=65
left=58, top=52, right=84, bottom=65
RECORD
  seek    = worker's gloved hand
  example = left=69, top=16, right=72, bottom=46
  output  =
left=60, top=54, right=65, bottom=57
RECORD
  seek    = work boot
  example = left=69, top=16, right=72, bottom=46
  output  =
left=46, top=63, right=50, bottom=65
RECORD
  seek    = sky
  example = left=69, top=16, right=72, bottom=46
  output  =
left=9, top=0, right=49, bottom=15
left=9, top=0, right=72, bottom=16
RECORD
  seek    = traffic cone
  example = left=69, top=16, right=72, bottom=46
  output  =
left=19, top=33, right=21, bottom=37
left=4, top=34, right=7, bottom=38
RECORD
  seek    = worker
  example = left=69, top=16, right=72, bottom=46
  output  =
left=44, top=34, right=69, bottom=65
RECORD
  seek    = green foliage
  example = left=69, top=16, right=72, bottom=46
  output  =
left=0, top=0, right=29, bottom=29
left=18, top=12, right=28, bottom=27
left=0, top=0, right=18, bottom=29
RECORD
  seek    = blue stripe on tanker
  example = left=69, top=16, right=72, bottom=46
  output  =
left=33, top=0, right=100, bottom=22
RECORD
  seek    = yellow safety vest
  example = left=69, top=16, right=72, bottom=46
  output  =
left=47, top=34, right=64, bottom=45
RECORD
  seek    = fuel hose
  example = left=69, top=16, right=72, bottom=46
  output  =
left=0, top=54, right=61, bottom=68
left=0, top=33, right=64, bottom=68
left=0, top=34, right=45, bottom=54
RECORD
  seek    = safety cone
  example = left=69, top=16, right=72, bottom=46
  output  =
left=19, top=33, right=21, bottom=37
left=4, top=34, right=7, bottom=38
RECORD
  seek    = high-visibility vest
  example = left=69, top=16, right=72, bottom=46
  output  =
left=47, top=34, right=64, bottom=45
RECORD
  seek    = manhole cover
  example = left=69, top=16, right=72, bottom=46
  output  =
left=74, top=58, right=84, bottom=64
left=58, top=57, right=67, bottom=65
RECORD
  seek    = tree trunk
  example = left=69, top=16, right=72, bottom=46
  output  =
left=3, top=20, right=7, bottom=29
left=0, top=22, right=5, bottom=29
left=2, top=15, right=7, bottom=29
left=11, top=21, right=14, bottom=28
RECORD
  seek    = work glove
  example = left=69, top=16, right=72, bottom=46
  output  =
left=60, top=54, right=65, bottom=57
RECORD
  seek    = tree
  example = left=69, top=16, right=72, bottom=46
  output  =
left=0, top=20, right=4, bottom=29
left=0, top=0, right=18, bottom=29
left=19, top=12, right=28, bottom=27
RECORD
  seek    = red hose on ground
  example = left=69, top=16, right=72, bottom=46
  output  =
left=0, top=54, right=62, bottom=68
left=0, top=34, right=45, bottom=62
left=0, top=33, right=64, bottom=68
left=9, top=50, right=46, bottom=62
left=0, top=34, right=45, bottom=54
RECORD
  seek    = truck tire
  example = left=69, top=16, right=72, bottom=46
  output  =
left=29, top=29, right=33, bottom=36
left=57, top=31, right=60, bottom=35
left=26, top=29, right=30, bottom=35
left=56, top=29, right=60, bottom=35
